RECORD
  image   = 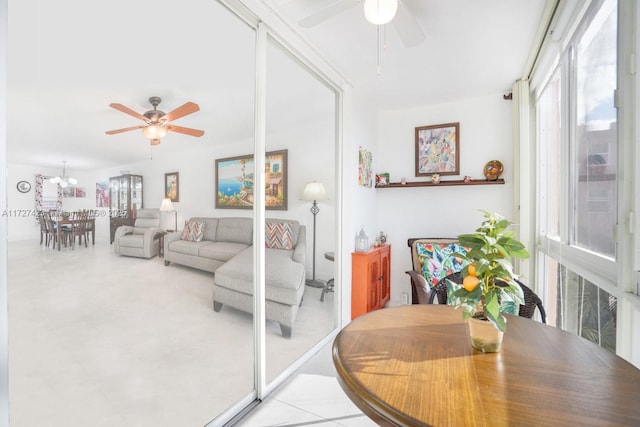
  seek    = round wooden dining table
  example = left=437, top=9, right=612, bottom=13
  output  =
left=333, top=304, right=640, bottom=427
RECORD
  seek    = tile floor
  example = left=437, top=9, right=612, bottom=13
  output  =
left=8, top=239, right=339, bottom=426
left=236, top=343, right=376, bottom=427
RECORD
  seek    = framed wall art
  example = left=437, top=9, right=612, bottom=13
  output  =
left=415, top=122, right=460, bottom=176
left=358, top=147, right=373, bottom=187
left=96, top=181, right=109, bottom=207
left=165, top=172, right=179, bottom=202
left=75, top=187, right=86, bottom=198
left=62, top=187, right=75, bottom=198
left=215, top=149, right=287, bottom=210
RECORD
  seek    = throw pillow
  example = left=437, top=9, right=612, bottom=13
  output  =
left=415, top=242, right=468, bottom=287
left=265, top=221, right=294, bottom=250
left=181, top=221, right=205, bottom=242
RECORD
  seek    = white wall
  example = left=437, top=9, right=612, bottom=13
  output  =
left=375, top=94, right=515, bottom=304
left=340, top=87, right=380, bottom=322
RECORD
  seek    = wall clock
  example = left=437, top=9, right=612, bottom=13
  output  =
left=17, top=181, right=31, bottom=193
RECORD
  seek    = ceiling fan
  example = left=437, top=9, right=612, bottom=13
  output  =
left=106, top=96, right=205, bottom=145
left=298, top=0, right=425, bottom=47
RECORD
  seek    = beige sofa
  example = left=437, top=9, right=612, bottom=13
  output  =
left=163, top=217, right=306, bottom=337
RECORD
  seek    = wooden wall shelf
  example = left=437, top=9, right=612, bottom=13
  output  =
left=375, top=179, right=505, bottom=188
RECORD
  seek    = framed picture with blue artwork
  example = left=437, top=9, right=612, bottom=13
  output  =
left=215, top=149, right=287, bottom=210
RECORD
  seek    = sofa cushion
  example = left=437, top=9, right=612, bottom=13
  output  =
left=265, top=221, right=294, bottom=250
left=132, top=227, right=147, bottom=235
left=198, top=241, right=249, bottom=262
left=415, top=241, right=468, bottom=287
left=215, top=247, right=304, bottom=306
left=189, top=217, right=219, bottom=242
left=134, top=209, right=160, bottom=229
left=181, top=221, right=205, bottom=242
left=216, top=217, right=253, bottom=245
left=168, top=239, right=213, bottom=256
left=118, top=234, right=144, bottom=248
left=266, top=218, right=299, bottom=246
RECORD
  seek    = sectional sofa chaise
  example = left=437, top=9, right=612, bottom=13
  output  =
left=163, top=217, right=306, bottom=337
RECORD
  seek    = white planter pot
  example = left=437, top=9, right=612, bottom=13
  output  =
left=468, top=317, right=504, bottom=353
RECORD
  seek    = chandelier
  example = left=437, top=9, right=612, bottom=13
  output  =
left=50, top=161, right=78, bottom=188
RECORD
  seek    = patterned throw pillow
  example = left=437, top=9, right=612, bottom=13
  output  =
left=181, top=221, right=205, bottom=242
left=265, top=222, right=294, bottom=250
left=415, top=242, right=468, bottom=287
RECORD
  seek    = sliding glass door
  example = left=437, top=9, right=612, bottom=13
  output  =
left=264, top=35, right=337, bottom=384
left=6, top=0, right=342, bottom=424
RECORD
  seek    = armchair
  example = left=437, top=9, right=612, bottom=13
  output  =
left=114, top=208, right=163, bottom=259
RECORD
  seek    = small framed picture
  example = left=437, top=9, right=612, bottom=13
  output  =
left=415, top=122, right=460, bottom=176
left=165, top=172, right=179, bottom=202
left=376, top=173, right=390, bottom=186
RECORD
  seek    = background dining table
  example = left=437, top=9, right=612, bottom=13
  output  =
left=333, top=304, right=640, bottom=426
left=53, top=213, right=95, bottom=250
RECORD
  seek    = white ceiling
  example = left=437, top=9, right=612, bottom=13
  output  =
left=7, top=0, right=547, bottom=172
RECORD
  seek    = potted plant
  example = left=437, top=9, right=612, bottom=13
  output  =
left=448, top=211, right=529, bottom=352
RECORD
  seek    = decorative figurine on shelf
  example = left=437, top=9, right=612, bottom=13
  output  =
left=378, top=231, right=388, bottom=245
left=431, top=174, right=441, bottom=184
left=355, top=227, right=369, bottom=252
left=463, top=175, right=472, bottom=183
left=483, top=160, right=504, bottom=181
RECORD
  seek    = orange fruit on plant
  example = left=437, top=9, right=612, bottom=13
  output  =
left=463, top=275, right=480, bottom=292
left=468, top=264, right=477, bottom=277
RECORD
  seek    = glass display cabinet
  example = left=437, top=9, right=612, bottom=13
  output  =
left=109, top=174, right=143, bottom=243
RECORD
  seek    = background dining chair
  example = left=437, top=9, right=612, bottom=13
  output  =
left=37, top=212, right=48, bottom=245
left=430, top=272, right=547, bottom=323
left=84, top=210, right=96, bottom=245
left=43, top=212, right=59, bottom=249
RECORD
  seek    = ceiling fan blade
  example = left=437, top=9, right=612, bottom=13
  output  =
left=108, top=103, right=148, bottom=122
left=299, top=0, right=359, bottom=28
left=167, top=125, right=205, bottom=137
left=392, top=1, right=425, bottom=47
left=105, top=125, right=145, bottom=135
left=162, top=102, right=200, bottom=123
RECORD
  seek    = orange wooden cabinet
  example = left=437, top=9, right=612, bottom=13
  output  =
left=351, top=244, right=391, bottom=319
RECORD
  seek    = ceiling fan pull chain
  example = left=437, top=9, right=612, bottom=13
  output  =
left=376, top=23, right=381, bottom=75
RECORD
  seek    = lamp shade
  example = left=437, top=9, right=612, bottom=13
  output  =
left=363, top=0, right=398, bottom=25
left=160, top=198, right=174, bottom=211
left=301, top=181, right=328, bottom=202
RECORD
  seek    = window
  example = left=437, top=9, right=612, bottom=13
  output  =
left=535, top=0, right=618, bottom=351
left=571, top=0, right=617, bottom=257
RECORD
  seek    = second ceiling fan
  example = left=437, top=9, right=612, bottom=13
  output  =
left=106, top=96, right=205, bottom=145
left=298, top=0, right=425, bottom=47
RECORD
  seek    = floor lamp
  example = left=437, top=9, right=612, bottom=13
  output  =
left=160, top=198, right=177, bottom=232
left=301, top=181, right=328, bottom=288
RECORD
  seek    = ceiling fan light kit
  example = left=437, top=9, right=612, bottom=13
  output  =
left=364, top=0, right=398, bottom=25
left=106, top=96, right=204, bottom=145
left=142, top=124, right=169, bottom=140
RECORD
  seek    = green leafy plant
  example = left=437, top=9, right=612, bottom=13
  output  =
left=449, top=211, right=530, bottom=332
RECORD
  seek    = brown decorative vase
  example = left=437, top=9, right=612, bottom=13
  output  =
left=483, top=160, right=504, bottom=181
left=468, top=318, right=504, bottom=353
